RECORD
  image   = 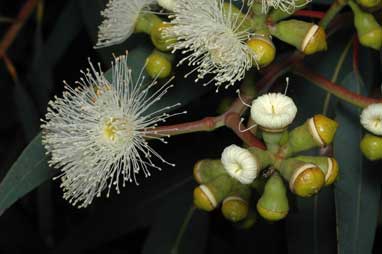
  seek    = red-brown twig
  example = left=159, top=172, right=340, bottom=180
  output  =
left=294, top=10, right=326, bottom=19
left=293, top=64, right=382, bottom=108
left=0, top=0, right=39, bottom=60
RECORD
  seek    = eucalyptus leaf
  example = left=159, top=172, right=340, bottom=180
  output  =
left=0, top=133, right=56, bottom=215
left=334, top=72, right=380, bottom=254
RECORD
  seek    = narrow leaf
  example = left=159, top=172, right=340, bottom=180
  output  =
left=334, top=72, right=380, bottom=254
left=0, top=133, right=56, bottom=215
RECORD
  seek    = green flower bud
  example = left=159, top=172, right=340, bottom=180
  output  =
left=280, top=159, right=325, bottom=197
left=271, top=20, right=327, bottom=55
left=151, top=22, right=176, bottom=52
left=288, top=115, right=338, bottom=154
left=360, top=133, right=382, bottom=161
left=256, top=173, right=289, bottom=221
left=236, top=210, right=257, bottom=229
left=193, top=159, right=226, bottom=184
left=221, top=181, right=251, bottom=222
left=247, top=35, right=276, bottom=67
left=223, top=2, right=254, bottom=33
left=145, top=50, right=173, bottom=79
left=296, top=156, right=339, bottom=185
left=193, top=175, right=233, bottom=211
left=356, top=0, right=381, bottom=9
left=135, top=13, right=163, bottom=35
left=349, top=0, right=382, bottom=50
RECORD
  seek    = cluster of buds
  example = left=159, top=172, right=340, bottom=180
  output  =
left=192, top=93, right=340, bottom=222
left=94, top=0, right=328, bottom=89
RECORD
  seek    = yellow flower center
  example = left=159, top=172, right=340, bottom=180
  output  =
left=103, top=118, right=118, bottom=142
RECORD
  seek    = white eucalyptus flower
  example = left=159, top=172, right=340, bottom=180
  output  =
left=248, top=0, right=310, bottom=14
left=221, top=145, right=258, bottom=184
left=251, top=93, right=297, bottom=131
left=41, top=55, right=184, bottom=208
left=164, top=0, right=256, bottom=90
left=158, top=0, right=177, bottom=11
left=360, top=103, right=382, bottom=136
left=95, top=0, right=156, bottom=48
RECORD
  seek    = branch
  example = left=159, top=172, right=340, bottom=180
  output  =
left=0, top=0, right=39, bottom=59
left=292, top=64, right=382, bottom=108
left=294, top=10, right=326, bottom=19
left=319, top=0, right=348, bottom=29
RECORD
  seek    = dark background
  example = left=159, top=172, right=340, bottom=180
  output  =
left=0, top=1, right=381, bottom=254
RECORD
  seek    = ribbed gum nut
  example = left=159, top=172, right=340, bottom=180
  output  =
left=290, top=164, right=325, bottom=197
left=308, top=114, right=338, bottom=146
left=325, top=158, right=339, bottom=185
left=151, top=22, right=175, bottom=52
left=301, top=25, right=328, bottom=55
left=357, top=0, right=381, bottom=7
left=193, top=159, right=226, bottom=184
left=247, top=36, right=276, bottom=67
left=194, top=186, right=216, bottom=212
left=256, top=173, right=289, bottom=221
left=222, top=197, right=249, bottom=222
left=145, top=51, right=172, bottom=79
left=349, top=0, right=382, bottom=50
left=360, top=133, right=382, bottom=161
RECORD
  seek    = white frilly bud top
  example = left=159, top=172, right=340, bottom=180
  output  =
left=41, top=55, right=184, bottom=208
left=251, top=93, right=297, bottom=130
left=360, top=103, right=382, bottom=136
left=221, top=145, right=258, bottom=184
left=248, top=0, right=310, bottom=14
left=164, top=0, right=256, bottom=90
left=158, top=0, right=177, bottom=11
left=95, top=0, right=155, bottom=48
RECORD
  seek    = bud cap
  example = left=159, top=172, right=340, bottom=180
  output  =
left=360, top=103, right=382, bottom=136
left=221, top=145, right=258, bottom=184
left=251, top=93, right=297, bottom=131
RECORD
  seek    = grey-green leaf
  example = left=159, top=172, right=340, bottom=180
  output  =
left=334, top=72, right=380, bottom=254
left=0, top=133, right=56, bottom=215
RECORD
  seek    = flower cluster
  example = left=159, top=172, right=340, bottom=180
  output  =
left=42, top=55, right=183, bottom=207
left=164, top=0, right=257, bottom=90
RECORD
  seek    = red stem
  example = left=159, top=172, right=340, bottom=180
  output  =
left=294, top=10, right=326, bottom=19
left=293, top=64, right=382, bottom=108
left=352, top=36, right=360, bottom=76
left=0, top=0, right=39, bottom=59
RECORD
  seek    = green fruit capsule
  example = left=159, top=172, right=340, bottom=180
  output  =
left=256, top=173, right=289, bottom=221
left=349, top=0, right=382, bottom=50
left=145, top=50, right=173, bottom=79
left=360, top=133, right=382, bottom=161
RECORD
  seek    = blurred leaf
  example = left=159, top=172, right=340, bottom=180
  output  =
left=142, top=187, right=209, bottom=254
left=334, top=72, right=381, bottom=254
left=0, top=133, right=56, bottom=215
left=13, top=79, right=40, bottom=140
left=27, top=0, right=83, bottom=112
